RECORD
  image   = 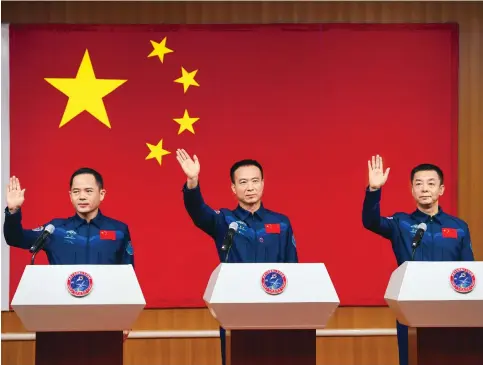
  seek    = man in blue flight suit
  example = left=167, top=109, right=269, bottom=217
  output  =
left=176, top=148, right=298, bottom=365
left=3, top=168, right=134, bottom=267
left=362, top=155, right=474, bottom=365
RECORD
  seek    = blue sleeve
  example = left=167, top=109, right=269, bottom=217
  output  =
left=3, top=207, right=46, bottom=250
left=284, top=219, right=298, bottom=263
left=182, top=182, right=221, bottom=239
left=460, top=224, right=475, bottom=261
left=121, top=225, right=135, bottom=267
left=362, top=188, right=397, bottom=239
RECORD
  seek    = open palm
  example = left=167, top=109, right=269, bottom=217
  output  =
left=6, top=176, right=25, bottom=211
left=368, top=155, right=390, bottom=189
left=176, top=149, right=200, bottom=179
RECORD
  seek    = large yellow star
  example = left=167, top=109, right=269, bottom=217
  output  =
left=45, top=50, right=127, bottom=129
left=148, top=37, right=173, bottom=63
left=173, top=110, right=199, bottom=135
left=146, top=139, right=171, bottom=166
left=174, top=67, right=199, bottom=93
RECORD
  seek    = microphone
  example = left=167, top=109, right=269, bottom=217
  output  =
left=411, top=222, right=427, bottom=260
left=29, top=224, right=55, bottom=254
left=221, top=222, right=238, bottom=252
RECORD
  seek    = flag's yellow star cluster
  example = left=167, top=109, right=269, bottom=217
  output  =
left=45, top=36, right=201, bottom=167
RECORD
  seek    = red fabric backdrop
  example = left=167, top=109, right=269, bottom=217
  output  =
left=8, top=24, right=458, bottom=307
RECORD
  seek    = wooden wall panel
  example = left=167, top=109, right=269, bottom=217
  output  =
left=2, top=308, right=398, bottom=365
left=1, top=1, right=482, bottom=365
left=0, top=336, right=399, bottom=365
left=1, top=306, right=398, bottom=333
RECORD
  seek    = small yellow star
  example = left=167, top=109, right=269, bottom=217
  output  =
left=173, top=110, right=199, bottom=135
left=146, top=139, right=171, bottom=166
left=174, top=67, right=199, bottom=93
left=45, top=49, right=127, bottom=128
left=148, top=37, right=174, bottom=63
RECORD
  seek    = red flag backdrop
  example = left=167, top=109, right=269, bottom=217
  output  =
left=8, top=24, right=458, bottom=307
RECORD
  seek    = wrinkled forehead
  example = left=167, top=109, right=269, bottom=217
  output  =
left=412, top=170, right=440, bottom=183
left=234, top=165, right=262, bottom=181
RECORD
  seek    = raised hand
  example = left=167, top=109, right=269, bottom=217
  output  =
left=6, top=176, right=25, bottom=212
left=368, top=155, right=390, bottom=190
left=176, top=149, right=200, bottom=188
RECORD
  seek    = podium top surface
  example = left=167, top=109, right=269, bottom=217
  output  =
left=10, top=264, right=146, bottom=332
left=203, top=263, right=340, bottom=329
left=385, top=261, right=483, bottom=301
left=204, top=263, right=340, bottom=304
left=384, top=261, right=483, bottom=327
left=11, top=264, right=146, bottom=306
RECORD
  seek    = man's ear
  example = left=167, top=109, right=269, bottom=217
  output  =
left=100, top=189, right=106, bottom=201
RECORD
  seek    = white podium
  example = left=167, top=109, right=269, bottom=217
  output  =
left=204, top=263, right=340, bottom=365
left=384, top=261, right=483, bottom=365
left=11, top=264, right=145, bottom=365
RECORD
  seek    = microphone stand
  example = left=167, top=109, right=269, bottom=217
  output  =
left=29, top=235, right=49, bottom=265
left=411, top=244, right=417, bottom=261
left=411, top=240, right=422, bottom=261
left=224, top=239, right=233, bottom=263
left=410, top=225, right=427, bottom=261
left=28, top=225, right=55, bottom=264
left=31, top=250, right=40, bottom=265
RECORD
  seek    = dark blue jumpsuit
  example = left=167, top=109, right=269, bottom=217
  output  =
left=3, top=208, right=134, bottom=266
left=362, top=188, right=474, bottom=365
left=183, top=183, right=298, bottom=365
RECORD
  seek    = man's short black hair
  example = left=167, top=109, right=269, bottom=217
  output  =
left=230, top=159, right=263, bottom=183
left=411, top=163, right=444, bottom=185
left=70, top=167, right=104, bottom=190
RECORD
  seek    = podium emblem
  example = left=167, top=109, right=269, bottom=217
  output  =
left=450, top=268, right=476, bottom=293
left=67, top=271, right=94, bottom=297
left=261, top=269, right=287, bottom=295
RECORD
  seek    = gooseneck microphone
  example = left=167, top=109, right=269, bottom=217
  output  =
left=30, top=224, right=55, bottom=265
left=221, top=222, right=238, bottom=262
left=411, top=222, right=427, bottom=261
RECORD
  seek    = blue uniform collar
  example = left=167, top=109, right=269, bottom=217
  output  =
left=411, top=206, right=444, bottom=224
left=234, top=203, right=266, bottom=221
left=71, top=209, right=104, bottom=229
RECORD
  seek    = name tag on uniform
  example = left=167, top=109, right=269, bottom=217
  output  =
left=265, top=224, right=280, bottom=234
left=442, top=228, right=458, bottom=238
left=100, top=230, right=116, bottom=240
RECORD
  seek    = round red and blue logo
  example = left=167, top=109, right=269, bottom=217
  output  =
left=450, top=268, right=476, bottom=294
left=261, top=269, right=287, bottom=295
left=67, top=271, right=93, bottom=297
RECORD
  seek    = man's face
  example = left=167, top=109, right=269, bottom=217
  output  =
left=69, top=174, right=105, bottom=215
left=231, top=165, right=264, bottom=206
left=411, top=170, right=444, bottom=207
